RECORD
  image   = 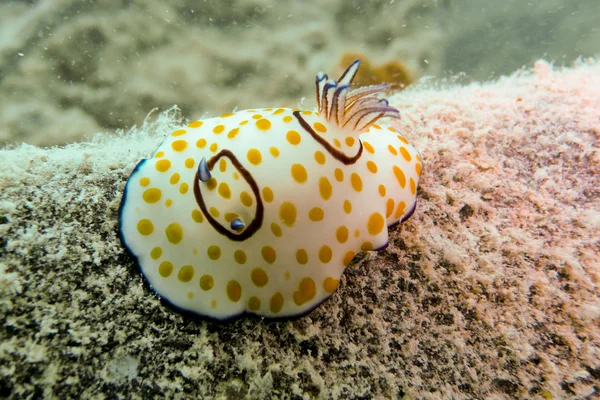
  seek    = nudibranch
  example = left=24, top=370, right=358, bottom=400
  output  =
left=119, top=60, right=422, bottom=320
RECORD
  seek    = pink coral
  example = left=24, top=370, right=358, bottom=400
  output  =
left=381, top=59, right=600, bottom=397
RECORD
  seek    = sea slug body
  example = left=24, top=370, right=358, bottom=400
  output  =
left=119, top=60, right=422, bottom=320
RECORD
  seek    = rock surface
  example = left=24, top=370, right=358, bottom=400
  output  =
left=1, top=60, right=599, bottom=399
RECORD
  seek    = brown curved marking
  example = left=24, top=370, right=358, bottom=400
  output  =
left=193, top=149, right=264, bottom=242
left=293, top=111, right=363, bottom=165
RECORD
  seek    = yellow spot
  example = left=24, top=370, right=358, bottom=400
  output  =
left=165, top=199, right=173, bottom=208
left=283, top=116, right=293, bottom=123
left=196, top=138, right=207, bottom=148
left=262, top=246, right=276, bottom=264
left=187, top=292, right=193, bottom=299
left=397, top=135, right=409, bottom=144
left=191, top=209, right=204, bottom=223
left=367, top=161, right=378, bottom=173
left=319, top=245, right=332, bottom=263
left=372, top=124, right=381, bottom=130
left=165, top=223, right=183, bottom=244
left=388, top=145, right=398, bottom=156
left=150, top=247, right=162, bottom=260
left=279, top=204, right=296, bottom=227
left=410, top=177, right=416, bottom=195
left=154, top=151, right=164, bottom=158
left=333, top=139, right=342, bottom=148
left=256, top=119, right=271, bottom=130
left=296, top=249, right=308, bottom=265
left=363, top=142, right=375, bottom=154
left=334, top=168, right=344, bottom=182
left=416, top=163, right=422, bottom=176
left=209, top=207, right=220, bottom=218
left=314, top=151, right=326, bottom=165
left=273, top=108, right=285, bottom=115
left=313, top=122, right=327, bottom=133
left=263, top=187, right=274, bottom=203
left=179, top=182, right=189, bottom=194
left=172, top=140, right=188, bottom=152
left=227, top=280, right=242, bottom=302
left=137, top=219, right=154, bottom=235
left=247, top=148, right=262, bottom=166
left=367, top=212, right=385, bottom=235
left=240, top=191, right=253, bottom=207
left=211, top=300, right=217, bottom=308
left=234, top=249, right=246, bottom=264
left=350, top=173, right=363, bottom=192
left=285, top=272, right=291, bottom=280
left=219, top=159, right=227, bottom=172
left=386, top=198, right=395, bottom=218
left=336, top=226, right=349, bottom=244
left=270, top=222, right=282, bottom=237
left=207, top=245, right=221, bottom=260
left=221, top=113, right=234, bottom=118
left=233, top=172, right=239, bottom=180
left=286, top=130, right=301, bottom=145
left=155, top=159, right=171, bottom=172
left=206, top=178, right=217, bottom=191
left=225, top=213, right=239, bottom=223
left=248, top=297, right=261, bottom=311
left=343, top=200, right=352, bottom=214
left=172, top=129, right=186, bottom=136
left=302, top=110, right=313, bottom=116
left=323, top=277, right=340, bottom=293
left=159, top=261, right=173, bottom=277
left=251, top=268, right=269, bottom=287
left=143, top=188, right=162, bottom=204
left=140, top=177, right=150, bottom=187
left=252, top=114, right=263, bottom=119
left=269, top=147, right=280, bottom=157
left=270, top=292, right=284, bottom=313
left=293, top=277, right=316, bottom=306
left=308, top=207, right=324, bottom=222
left=188, top=121, right=203, bottom=128
left=210, top=143, right=218, bottom=152
left=354, top=230, right=360, bottom=237
left=291, top=164, right=308, bottom=183
left=345, top=136, right=355, bottom=146
left=218, top=182, right=231, bottom=199
left=200, top=275, right=214, bottom=291
left=239, top=120, right=248, bottom=125
left=343, top=251, right=355, bottom=265
left=170, top=173, right=180, bottom=185
left=378, top=184, right=386, bottom=197
left=227, top=128, right=240, bottom=139
left=185, top=158, right=195, bottom=168
left=395, top=201, right=406, bottom=218
left=393, top=166, right=406, bottom=188
left=178, top=265, right=194, bottom=282
left=388, top=127, right=397, bottom=132
left=400, top=147, right=412, bottom=161
left=319, top=177, right=332, bottom=200
left=213, top=124, right=225, bottom=134
left=361, top=242, right=373, bottom=251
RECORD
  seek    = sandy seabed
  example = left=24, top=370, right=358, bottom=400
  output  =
left=1, top=0, right=598, bottom=148
left=0, top=60, right=599, bottom=399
